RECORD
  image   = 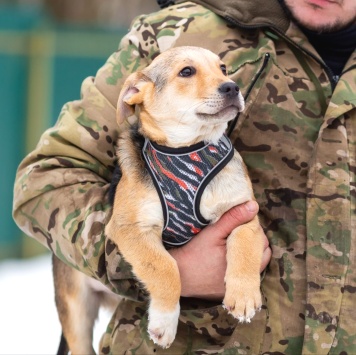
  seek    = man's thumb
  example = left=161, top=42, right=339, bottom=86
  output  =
left=210, top=200, right=259, bottom=237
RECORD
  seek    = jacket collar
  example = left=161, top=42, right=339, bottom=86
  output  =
left=175, top=0, right=291, bottom=33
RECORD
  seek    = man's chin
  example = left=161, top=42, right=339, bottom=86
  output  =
left=295, top=16, right=353, bottom=33
left=279, top=0, right=356, bottom=33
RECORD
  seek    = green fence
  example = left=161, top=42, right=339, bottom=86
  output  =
left=0, top=4, right=126, bottom=259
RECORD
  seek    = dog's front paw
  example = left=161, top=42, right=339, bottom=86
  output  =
left=147, top=303, right=180, bottom=349
left=223, top=278, right=262, bottom=322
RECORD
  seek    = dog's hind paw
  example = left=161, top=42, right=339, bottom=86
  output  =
left=148, top=303, right=180, bottom=349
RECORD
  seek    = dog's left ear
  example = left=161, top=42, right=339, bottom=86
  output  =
left=117, top=71, right=151, bottom=124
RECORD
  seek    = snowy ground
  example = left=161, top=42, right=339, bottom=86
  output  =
left=0, top=254, right=111, bottom=355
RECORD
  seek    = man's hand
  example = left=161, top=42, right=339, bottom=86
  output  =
left=169, top=201, right=271, bottom=300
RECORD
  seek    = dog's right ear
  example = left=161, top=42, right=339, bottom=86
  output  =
left=117, top=71, right=151, bottom=124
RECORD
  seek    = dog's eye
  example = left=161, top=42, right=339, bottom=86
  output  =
left=220, top=64, right=227, bottom=76
left=179, top=66, right=196, bottom=77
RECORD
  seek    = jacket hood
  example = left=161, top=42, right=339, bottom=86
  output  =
left=176, top=0, right=291, bottom=33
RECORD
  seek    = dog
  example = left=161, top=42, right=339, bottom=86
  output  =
left=53, top=46, right=265, bottom=353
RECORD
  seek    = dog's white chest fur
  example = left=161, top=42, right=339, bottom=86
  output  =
left=200, top=151, right=254, bottom=223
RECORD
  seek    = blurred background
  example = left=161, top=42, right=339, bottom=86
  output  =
left=0, top=1, right=158, bottom=353
left=1, top=0, right=158, bottom=260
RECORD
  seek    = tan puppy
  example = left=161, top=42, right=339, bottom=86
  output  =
left=54, top=46, right=264, bottom=353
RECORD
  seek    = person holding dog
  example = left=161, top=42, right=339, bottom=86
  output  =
left=13, top=0, right=355, bottom=353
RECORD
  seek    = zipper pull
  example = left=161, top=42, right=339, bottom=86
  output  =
left=333, top=75, right=340, bottom=84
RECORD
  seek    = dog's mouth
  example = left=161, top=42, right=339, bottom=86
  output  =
left=197, top=104, right=241, bottom=121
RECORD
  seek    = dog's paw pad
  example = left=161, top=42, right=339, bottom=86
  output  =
left=148, top=329, right=163, bottom=340
left=148, top=324, right=174, bottom=349
left=148, top=329, right=166, bottom=344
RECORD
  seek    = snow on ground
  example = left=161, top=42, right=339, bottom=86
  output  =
left=0, top=254, right=111, bottom=354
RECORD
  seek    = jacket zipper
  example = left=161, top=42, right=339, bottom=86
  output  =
left=223, top=16, right=339, bottom=90
left=272, top=28, right=340, bottom=89
left=227, top=53, right=270, bottom=137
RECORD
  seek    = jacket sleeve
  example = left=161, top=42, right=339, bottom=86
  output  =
left=13, top=16, right=160, bottom=300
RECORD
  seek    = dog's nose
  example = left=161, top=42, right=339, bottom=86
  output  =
left=218, top=82, right=240, bottom=98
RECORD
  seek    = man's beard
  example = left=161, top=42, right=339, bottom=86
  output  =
left=278, top=0, right=356, bottom=33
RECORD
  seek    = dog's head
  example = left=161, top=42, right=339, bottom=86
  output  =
left=117, top=46, right=244, bottom=147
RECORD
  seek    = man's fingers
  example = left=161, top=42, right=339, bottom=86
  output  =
left=206, top=201, right=259, bottom=238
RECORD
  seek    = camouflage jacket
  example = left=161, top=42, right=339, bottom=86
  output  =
left=13, top=0, right=356, bottom=354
